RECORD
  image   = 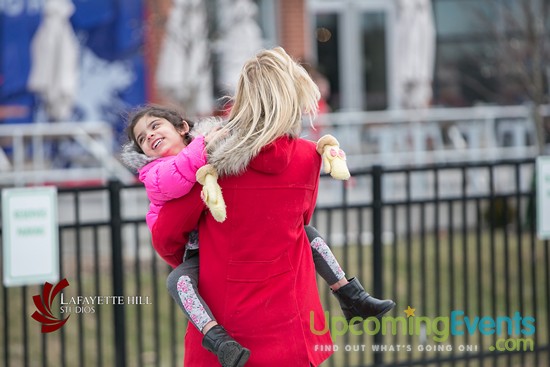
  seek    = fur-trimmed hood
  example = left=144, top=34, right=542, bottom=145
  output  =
left=120, top=117, right=223, bottom=172
left=207, top=125, right=300, bottom=177
left=119, top=142, right=154, bottom=172
left=206, top=132, right=258, bottom=177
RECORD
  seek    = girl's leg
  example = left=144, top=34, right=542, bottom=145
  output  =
left=305, top=225, right=346, bottom=288
left=166, top=251, right=250, bottom=367
left=305, top=225, right=396, bottom=320
left=166, top=252, right=216, bottom=333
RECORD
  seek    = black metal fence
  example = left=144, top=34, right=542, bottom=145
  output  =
left=1, top=158, right=548, bottom=367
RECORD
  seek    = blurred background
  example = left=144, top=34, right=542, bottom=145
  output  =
left=1, top=1, right=549, bottom=366
left=0, top=0, right=548, bottom=185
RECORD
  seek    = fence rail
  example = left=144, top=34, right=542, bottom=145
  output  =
left=1, top=158, right=549, bottom=366
left=0, top=121, right=135, bottom=186
left=308, top=104, right=550, bottom=169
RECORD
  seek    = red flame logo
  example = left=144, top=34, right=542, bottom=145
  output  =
left=31, top=278, right=71, bottom=333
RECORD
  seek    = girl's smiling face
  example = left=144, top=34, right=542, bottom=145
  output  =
left=133, top=115, right=189, bottom=158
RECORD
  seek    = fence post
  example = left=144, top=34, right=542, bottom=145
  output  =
left=372, top=165, right=384, bottom=366
left=108, top=180, right=127, bottom=367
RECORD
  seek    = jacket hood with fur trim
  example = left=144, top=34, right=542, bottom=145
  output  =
left=120, top=117, right=222, bottom=172
left=206, top=121, right=301, bottom=177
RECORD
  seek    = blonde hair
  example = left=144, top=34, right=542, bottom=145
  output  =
left=207, top=47, right=320, bottom=161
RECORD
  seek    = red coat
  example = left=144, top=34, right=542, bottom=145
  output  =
left=153, top=136, right=333, bottom=366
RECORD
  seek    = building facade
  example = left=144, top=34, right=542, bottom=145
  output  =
left=145, top=0, right=547, bottom=118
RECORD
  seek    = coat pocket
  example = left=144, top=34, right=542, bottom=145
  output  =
left=226, top=252, right=293, bottom=283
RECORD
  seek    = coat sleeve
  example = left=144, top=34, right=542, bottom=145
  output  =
left=146, top=136, right=207, bottom=204
left=151, top=184, right=206, bottom=268
left=304, top=145, right=322, bottom=225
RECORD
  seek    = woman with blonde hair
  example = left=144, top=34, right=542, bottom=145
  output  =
left=152, top=47, right=393, bottom=366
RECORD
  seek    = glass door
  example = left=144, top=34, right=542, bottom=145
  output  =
left=310, top=0, right=396, bottom=111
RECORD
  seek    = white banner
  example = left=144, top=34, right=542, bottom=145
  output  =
left=2, top=186, right=59, bottom=286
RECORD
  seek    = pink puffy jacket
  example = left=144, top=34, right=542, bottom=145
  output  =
left=138, top=135, right=207, bottom=230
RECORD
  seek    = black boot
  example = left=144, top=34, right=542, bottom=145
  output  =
left=333, top=278, right=395, bottom=321
left=202, top=325, right=250, bottom=367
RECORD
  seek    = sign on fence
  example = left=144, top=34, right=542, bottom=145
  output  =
left=537, top=156, right=550, bottom=239
left=2, top=187, right=59, bottom=287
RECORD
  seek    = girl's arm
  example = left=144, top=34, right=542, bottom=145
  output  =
left=145, top=136, right=207, bottom=204
left=152, top=183, right=206, bottom=268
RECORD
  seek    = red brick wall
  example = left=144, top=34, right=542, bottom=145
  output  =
left=144, top=0, right=171, bottom=103
left=278, top=0, right=309, bottom=61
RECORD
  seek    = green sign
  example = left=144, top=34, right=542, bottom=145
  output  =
left=2, top=187, right=59, bottom=287
left=537, top=156, right=550, bottom=239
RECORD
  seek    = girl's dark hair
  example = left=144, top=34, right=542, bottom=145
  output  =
left=125, top=104, right=195, bottom=153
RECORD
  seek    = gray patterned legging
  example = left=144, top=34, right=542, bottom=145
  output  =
left=305, top=225, right=346, bottom=286
left=166, top=252, right=215, bottom=332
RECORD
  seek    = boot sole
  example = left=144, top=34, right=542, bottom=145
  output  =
left=219, top=341, right=251, bottom=367
left=373, top=301, right=396, bottom=319
left=346, top=301, right=397, bottom=324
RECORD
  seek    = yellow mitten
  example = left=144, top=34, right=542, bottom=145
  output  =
left=196, top=164, right=227, bottom=222
left=316, top=135, right=351, bottom=180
